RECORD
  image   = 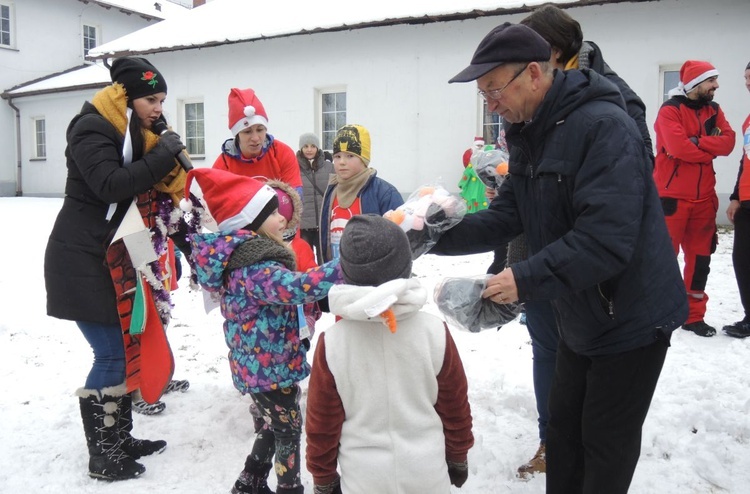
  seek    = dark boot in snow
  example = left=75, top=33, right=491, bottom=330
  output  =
left=119, top=393, right=167, bottom=459
left=231, top=458, right=274, bottom=494
left=723, top=319, right=750, bottom=338
left=77, top=384, right=145, bottom=481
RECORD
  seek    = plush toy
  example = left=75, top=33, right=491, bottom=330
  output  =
left=472, top=148, right=510, bottom=190
left=384, top=185, right=466, bottom=260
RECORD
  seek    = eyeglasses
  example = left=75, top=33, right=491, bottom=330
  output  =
left=477, top=64, right=529, bottom=101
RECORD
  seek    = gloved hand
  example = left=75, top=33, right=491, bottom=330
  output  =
left=158, top=130, right=186, bottom=156
left=689, top=136, right=699, bottom=146
left=314, top=475, right=342, bottom=494
left=447, top=460, right=469, bottom=488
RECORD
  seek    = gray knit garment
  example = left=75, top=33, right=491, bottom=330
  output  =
left=340, top=214, right=412, bottom=286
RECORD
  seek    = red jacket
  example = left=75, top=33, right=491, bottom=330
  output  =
left=653, top=96, right=735, bottom=200
left=212, top=137, right=302, bottom=190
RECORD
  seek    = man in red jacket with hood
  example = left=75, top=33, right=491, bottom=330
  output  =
left=654, top=60, right=736, bottom=337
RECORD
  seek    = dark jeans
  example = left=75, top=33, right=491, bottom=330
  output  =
left=77, top=321, right=126, bottom=390
left=546, top=338, right=669, bottom=494
left=524, top=300, right=559, bottom=443
left=249, top=384, right=303, bottom=491
left=733, top=206, right=750, bottom=320
left=300, top=228, right=322, bottom=265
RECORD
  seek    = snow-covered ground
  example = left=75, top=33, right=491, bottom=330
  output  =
left=2, top=197, right=749, bottom=493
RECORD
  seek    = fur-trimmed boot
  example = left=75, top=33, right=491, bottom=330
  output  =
left=77, top=384, right=145, bottom=481
left=231, top=458, right=274, bottom=494
left=119, top=392, right=167, bottom=459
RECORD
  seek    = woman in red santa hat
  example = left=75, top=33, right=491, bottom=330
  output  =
left=213, top=88, right=303, bottom=199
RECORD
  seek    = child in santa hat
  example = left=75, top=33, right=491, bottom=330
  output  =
left=182, top=168, right=342, bottom=494
left=213, top=87, right=303, bottom=199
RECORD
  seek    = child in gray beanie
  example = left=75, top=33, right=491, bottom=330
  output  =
left=305, top=214, right=474, bottom=494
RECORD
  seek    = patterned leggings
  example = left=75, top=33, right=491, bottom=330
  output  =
left=246, top=384, right=302, bottom=491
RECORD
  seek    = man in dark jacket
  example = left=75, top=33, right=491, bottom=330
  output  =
left=431, top=23, right=687, bottom=494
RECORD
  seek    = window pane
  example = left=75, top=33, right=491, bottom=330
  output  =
left=35, top=119, right=46, bottom=158
left=481, top=100, right=501, bottom=146
left=83, top=25, right=96, bottom=56
left=1, top=5, right=10, bottom=46
left=184, top=102, right=205, bottom=156
left=322, top=93, right=334, bottom=108
left=663, top=71, right=680, bottom=102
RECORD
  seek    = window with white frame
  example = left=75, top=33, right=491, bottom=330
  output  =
left=320, top=90, right=346, bottom=152
left=32, top=117, right=46, bottom=159
left=662, top=68, right=680, bottom=102
left=481, top=100, right=502, bottom=147
left=183, top=101, right=205, bottom=157
left=1, top=3, right=13, bottom=48
left=83, top=24, right=98, bottom=57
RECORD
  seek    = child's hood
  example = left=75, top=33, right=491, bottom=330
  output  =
left=189, top=230, right=255, bottom=292
left=328, top=278, right=426, bottom=325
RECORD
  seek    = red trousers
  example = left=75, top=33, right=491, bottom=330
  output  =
left=662, top=196, right=718, bottom=324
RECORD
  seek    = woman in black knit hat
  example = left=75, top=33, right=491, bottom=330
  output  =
left=44, top=57, right=196, bottom=481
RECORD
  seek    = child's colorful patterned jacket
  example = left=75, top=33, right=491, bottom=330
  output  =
left=190, top=229, right=341, bottom=394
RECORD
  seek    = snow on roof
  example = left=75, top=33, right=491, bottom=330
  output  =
left=87, top=0, right=581, bottom=59
left=3, top=64, right=110, bottom=98
left=86, top=0, right=189, bottom=21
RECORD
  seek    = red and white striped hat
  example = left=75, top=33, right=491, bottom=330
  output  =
left=679, top=60, right=719, bottom=93
left=181, top=168, right=277, bottom=232
left=227, top=88, right=269, bottom=136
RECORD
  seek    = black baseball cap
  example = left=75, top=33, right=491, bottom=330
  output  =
left=449, top=23, right=552, bottom=83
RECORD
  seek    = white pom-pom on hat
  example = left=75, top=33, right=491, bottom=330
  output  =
left=180, top=197, right=193, bottom=213
left=244, top=105, right=256, bottom=117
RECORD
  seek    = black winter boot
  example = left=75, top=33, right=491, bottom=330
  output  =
left=119, top=393, right=167, bottom=459
left=77, top=384, right=145, bottom=481
left=231, top=458, right=274, bottom=494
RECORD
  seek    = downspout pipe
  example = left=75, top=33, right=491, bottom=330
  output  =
left=4, top=96, right=22, bottom=196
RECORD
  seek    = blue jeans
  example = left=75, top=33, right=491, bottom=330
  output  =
left=524, top=300, right=559, bottom=443
left=76, top=321, right=126, bottom=391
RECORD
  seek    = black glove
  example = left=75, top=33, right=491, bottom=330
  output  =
left=448, top=460, right=469, bottom=488
left=314, top=475, right=342, bottom=494
left=158, top=130, right=186, bottom=156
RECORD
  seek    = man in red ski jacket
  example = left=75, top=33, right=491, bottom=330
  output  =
left=654, top=60, right=736, bottom=337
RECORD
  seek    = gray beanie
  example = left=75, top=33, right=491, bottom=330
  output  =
left=299, top=132, right=320, bottom=150
left=339, top=214, right=412, bottom=286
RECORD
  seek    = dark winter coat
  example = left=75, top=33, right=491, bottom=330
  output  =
left=432, top=69, right=687, bottom=356
left=297, top=150, right=334, bottom=230
left=318, top=172, right=404, bottom=262
left=580, top=40, right=654, bottom=163
left=44, top=101, right=183, bottom=325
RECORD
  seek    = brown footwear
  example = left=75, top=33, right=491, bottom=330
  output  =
left=517, top=443, right=546, bottom=479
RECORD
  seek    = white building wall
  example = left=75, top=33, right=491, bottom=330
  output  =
left=12, top=0, right=750, bottom=224
left=0, top=0, right=162, bottom=195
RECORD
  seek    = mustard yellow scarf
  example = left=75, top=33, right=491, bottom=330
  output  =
left=92, top=84, right=186, bottom=205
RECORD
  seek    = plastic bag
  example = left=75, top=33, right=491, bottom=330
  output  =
left=433, top=275, right=521, bottom=332
left=384, top=184, right=466, bottom=260
left=472, top=147, right=509, bottom=190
